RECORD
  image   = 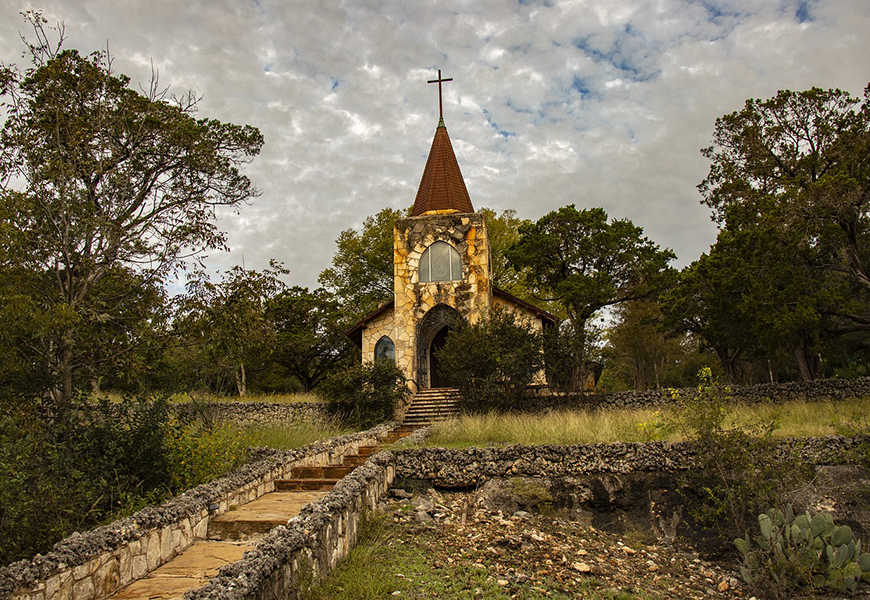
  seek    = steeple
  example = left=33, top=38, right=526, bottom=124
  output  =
left=410, top=120, right=474, bottom=217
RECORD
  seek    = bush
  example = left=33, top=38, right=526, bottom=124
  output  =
left=320, top=360, right=409, bottom=428
left=736, top=505, right=870, bottom=598
left=669, top=368, right=812, bottom=539
left=0, top=395, right=249, bottom=564
left=436, top=308, right=542, bottom=412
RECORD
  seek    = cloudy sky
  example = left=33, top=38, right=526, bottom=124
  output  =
left=1, top=0, right=868, bottom=289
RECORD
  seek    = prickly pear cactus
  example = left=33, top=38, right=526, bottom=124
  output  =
left=735, top=505, right=870, bottom=593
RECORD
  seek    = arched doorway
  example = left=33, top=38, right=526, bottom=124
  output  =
left=429, top=325, right=451, bottom=388
left=417, top=304, right=462, bottom=388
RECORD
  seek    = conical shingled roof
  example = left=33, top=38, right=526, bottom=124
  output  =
left=411, top=120, right=474, bottom=217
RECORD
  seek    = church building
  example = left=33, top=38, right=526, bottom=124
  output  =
left=347, top=77, right=555, bottom=393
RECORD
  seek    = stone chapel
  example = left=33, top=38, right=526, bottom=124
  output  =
left=347, top=110, right=556, bottom=393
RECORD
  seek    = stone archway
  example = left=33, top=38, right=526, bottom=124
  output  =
left=417, top=304, right=462, bottom=388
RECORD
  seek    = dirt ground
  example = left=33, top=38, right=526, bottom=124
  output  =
left=382, top=489, right=870, bottom=599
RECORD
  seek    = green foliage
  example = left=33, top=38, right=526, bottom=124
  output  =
left=268, top=286, right=351, bottom=392
left=0, top=14, right=263, bottom=404
left=0, top=395, right=249, bottom=564
left=506, top=205, right=676, bottom=330
left=542, top=319, right=599, bottom=393
left=692, top=83, right=870, bottom=382
left=670, top=368, right=812, bottom=537
left=318, top=207, right=407, bottom=319
left=320, top=361, right=409, bottom=428
left=736, top=505, right=870, bottom=597
left=601, top=300, right=719, bottom=392
left=436, top=308, right=542, bottom=411
left=174, top=262, right=287, bottom=396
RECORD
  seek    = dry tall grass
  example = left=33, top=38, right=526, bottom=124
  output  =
left=427, top=397, right=870, bottom=447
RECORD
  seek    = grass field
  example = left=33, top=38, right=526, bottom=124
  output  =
left=425, top=397, right=870, bottom=447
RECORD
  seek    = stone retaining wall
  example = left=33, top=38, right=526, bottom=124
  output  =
left=526, top=376, right=870, bottom=412
left=394, top=435, right=867, bottom=488
left=1, top=422, right=397, bottom=600
left=185, top=452, right=396, bottom=600
left=179, top=401, right=329, bottom=427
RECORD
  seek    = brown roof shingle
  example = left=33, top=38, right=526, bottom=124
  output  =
left=411, top=121, right=474, bottom=216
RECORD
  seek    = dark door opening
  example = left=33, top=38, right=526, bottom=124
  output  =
left=429, top=326, right=451, bottom=388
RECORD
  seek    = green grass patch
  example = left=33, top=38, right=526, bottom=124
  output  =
left=238, top=418, right=351, bottom=450
left=426, top=397, right=870, bottom=447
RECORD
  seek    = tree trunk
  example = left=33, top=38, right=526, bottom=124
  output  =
left=794, top=344, right=818, bottom=382
left=235, top=362, right=247, bottom=396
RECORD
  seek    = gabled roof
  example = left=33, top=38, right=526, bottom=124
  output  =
left=346, top=299, right=395, bottom=348
left=493, top=286, right=558, bottom=326
left=410, top=120, right=474, bottom=217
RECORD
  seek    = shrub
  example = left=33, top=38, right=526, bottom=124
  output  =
left=669, top=368, right=812, bottom=538
left=0, top=395, right=250, bottom=564
left=436, top=307, right=542, bottom=412
left=736, top=505, right=870, bottom=598
left=320, top=360, right=409, bottom=428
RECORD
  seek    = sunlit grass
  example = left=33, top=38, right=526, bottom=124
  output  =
left=239, top=417, right=352, bottom=450
left=426, top=397, right=870, bottom=447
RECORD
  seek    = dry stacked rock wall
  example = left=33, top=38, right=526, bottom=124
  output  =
left=182, top=401, right=329, bottom=427
left=526, top=376, right=870, bottom=412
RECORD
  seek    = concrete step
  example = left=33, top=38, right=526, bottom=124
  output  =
left=275, top=478, right=340, bottom=491
left=290, top=465, right=355, bottom=479
left=207, top=491, right=329, bottom=541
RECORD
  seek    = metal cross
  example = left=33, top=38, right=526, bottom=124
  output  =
left=427, top=69, right=453, bottom=120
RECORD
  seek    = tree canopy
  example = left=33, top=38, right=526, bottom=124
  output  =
left=506, top=205, right=676, bottom=330
left=0, top=15, right=263, bottom=402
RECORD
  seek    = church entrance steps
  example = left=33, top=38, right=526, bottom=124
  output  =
left=402, top=387, right=461, bottom=426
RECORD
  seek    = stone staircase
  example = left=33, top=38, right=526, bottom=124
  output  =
left=108, top=426, right=414, bottom=599
left=402, top=387, right=461, bottom=426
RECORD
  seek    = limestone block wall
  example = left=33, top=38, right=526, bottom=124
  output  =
left=393, top=213, right=492, bottom=388
left=392, top=435, right=865, bottom=488
left=0, top=423, right=397, bottom=600
left=180, top=401, right=329, bottom=427
left=359, top=308, right=395, bottom=363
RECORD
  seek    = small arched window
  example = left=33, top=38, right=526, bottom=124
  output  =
left=374, top=336, right=395, bottom=363
left=419, top=241, right=462, bottom=282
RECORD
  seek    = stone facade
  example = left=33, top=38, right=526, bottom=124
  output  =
left=392, top=212, right=492, bottom=390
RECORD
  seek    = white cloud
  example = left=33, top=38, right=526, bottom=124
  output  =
left=1, top=0, right=868, bottom=285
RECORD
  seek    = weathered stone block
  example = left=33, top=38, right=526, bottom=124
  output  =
left=72, top=576, right=94, bottom=600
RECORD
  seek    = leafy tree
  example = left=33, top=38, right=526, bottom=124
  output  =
left=177, top=263, right=286, bottom=396
left=0, top=14, right=263, bottom=405
left=319, top=360, right=409, bottom=428
left=319, top=207, right=407, bottom=319
left=506, top=205, right=675, bottom=388
left=268, top=286, right=351, bottom=392
left=436, top=307, right=542, bottom=411
left=700, top=84, right=870, bottom=332
left=600, top=299, right=717, bottom=391
left=507, top=205, right=676, bottom=331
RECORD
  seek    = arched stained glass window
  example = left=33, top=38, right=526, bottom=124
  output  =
left=419, top=241, right=461, bottom=282
left=374, top=336, right=395, bottom=363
